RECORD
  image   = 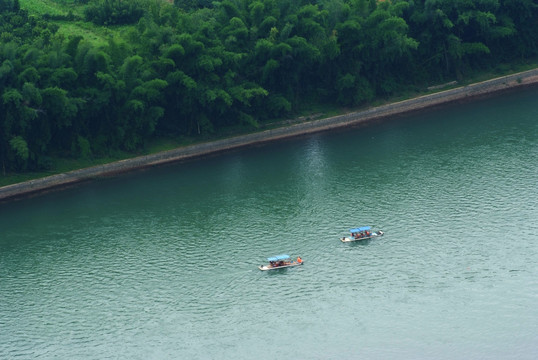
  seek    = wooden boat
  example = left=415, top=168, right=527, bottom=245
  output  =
left=259, top=254, right=303, bottom=271
left=341, top=226, right=384, bottom=242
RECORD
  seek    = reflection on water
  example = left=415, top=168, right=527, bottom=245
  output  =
left=1, top=88, right=538, bottom=359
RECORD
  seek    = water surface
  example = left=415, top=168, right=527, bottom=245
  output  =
left=1, top=88, right=538, bottom=359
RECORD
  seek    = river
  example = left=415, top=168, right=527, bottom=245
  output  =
left=1, top=88, right=537, bottom=359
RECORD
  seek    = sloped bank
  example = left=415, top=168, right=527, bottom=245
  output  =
left=2, top=68, right=538, bottom=201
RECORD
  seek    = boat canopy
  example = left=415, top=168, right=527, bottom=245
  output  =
left=350, top=226, right=371, bottom=233
left=267, top=254, right=290, bottom=261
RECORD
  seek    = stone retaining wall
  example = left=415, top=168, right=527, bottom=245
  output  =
left=2, top=68, right=538, bottom=201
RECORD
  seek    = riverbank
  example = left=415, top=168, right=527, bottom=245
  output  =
left=2, top=68, right=538, bottom=201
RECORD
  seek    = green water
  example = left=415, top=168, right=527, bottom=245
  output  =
left=1, top=89, right=538, bottom=359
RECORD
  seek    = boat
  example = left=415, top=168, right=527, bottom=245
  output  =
left=258, top=254, right=303, bottom=271
left=341, top=226, right=384, bottom=242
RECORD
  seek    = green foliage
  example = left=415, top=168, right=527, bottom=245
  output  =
left=84, top=0, right=147, bottom=25
left=0, top=0, right=20, bottom=12
left=9, top=135, right=29, bottom=168
left=1, top=0, right=538, bottom=174
left=72, top=135, right=92, bottom=159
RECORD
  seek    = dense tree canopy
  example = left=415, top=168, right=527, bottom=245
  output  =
left=1, top=0, right=537, bottom=173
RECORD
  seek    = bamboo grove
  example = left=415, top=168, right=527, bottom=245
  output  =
left=1, top=0, right=537, bottom=173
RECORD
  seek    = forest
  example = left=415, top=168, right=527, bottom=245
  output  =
left=1, top=0, right=537, bottom=174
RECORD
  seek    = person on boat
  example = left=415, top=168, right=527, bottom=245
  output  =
left=297, top=257, right=302, bottom=264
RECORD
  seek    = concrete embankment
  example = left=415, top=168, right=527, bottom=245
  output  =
left=2, top=68, right=538, bottom=201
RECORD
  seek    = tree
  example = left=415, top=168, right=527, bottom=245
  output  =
left=9, top=135, right=28, bottom=170
left=359, top=1, right=418, bottom=94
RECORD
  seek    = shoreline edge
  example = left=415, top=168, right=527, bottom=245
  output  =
left=2, top=68, right=538, bottom=201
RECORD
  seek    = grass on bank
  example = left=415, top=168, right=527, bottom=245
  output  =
left=19, top=0, right=127, bottom=46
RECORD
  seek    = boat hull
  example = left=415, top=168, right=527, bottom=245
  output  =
left=341, top=231, right=384, bottom=242
left=258, top=262, right=303, bottom=271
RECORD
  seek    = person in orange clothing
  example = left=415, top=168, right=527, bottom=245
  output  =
left=297, top=257, right=302, bottom=264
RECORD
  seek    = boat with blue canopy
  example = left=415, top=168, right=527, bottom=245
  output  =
left=341, top=226, right=384, bottom=242
left=258, top=254, right=303, bottom=271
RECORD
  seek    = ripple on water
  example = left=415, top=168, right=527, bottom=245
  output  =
left=2, top=89, right=538, bottom=359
